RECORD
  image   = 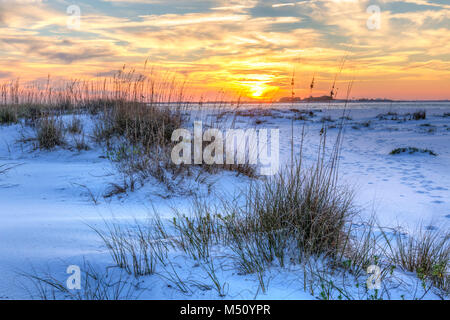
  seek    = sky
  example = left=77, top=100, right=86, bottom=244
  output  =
left=0, top=0, right=449, bottom=100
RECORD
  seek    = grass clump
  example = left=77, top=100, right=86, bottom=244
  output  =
left=73, top=134, right=90, bottom=151
left=0, top=107, right=18, bottom=125
left=377, top=110, right=426, bottom=121
left=36, top=117, right=65, bottom=150
left=97, top=102, right=258, bottom=195
left=21, top=261, right=139, bottom=300
left=95, top=102, right=183, bottom=148
left=175, top=130, right=355, bottom=267
left=238, top=167, right=351, bottom=259
left=377, top=112, right=398, bottom=120
left=389, top=147, right=437, bottom=156
left=412, top=110, right=426, bottom=120
left=385, top=228, right=449, bottom=295
left=93, top=102, right=193, bottom=194
left=92, top=216, right=170, bottom=278
left=66, top=117, right=83, bottom=134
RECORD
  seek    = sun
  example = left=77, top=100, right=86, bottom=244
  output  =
left=238, top=80, right=277, bottom=100
left=249, top=83, right=267, bottom=98
left=233, top=74, right=279, bottom=100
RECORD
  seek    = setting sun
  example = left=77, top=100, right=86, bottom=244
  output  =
left=249, top=84, right=266, bottom=98
left=238, top=81, right=272, bottom=99
left=235, top=74, right=279, bottom=100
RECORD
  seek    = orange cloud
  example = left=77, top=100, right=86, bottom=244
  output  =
left=0, top=0, right=448, bottom=100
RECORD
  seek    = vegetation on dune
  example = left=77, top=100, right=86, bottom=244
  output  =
left=377, top=110, right=427, bottom=121
left=21, top=261, right=139, bottom=300
left=35, top=116, right=66, bottom=150
left=0, top=68, right=258, bottom=195
left=385, top=227, right=449, bottom=293
left=412, top=110, right=426, bottom=120
left=390, top=147, right=437, bottom=156
left=0, top=108, right=17, bottom=124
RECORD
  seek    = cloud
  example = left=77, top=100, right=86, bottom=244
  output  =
left=0, top=1, right=61, bottom=27
left=0, top=71, right=12, bottom=78
left=0, top=0, right=448, bottom=99
left=0, top=35, right=118, bottom=63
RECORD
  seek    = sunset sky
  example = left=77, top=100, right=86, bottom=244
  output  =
left=0, top=0, right=449, bottom=100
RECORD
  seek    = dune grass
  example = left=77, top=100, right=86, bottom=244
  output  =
left=384, top=227, right=449, bottom=293
left=20, top=261, right=139, bottom=300
left=0, top=108, right=17, bottom=125
left=390, top=147, right=437, bottom=156
left=35, top=116, right=66, bottom=150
